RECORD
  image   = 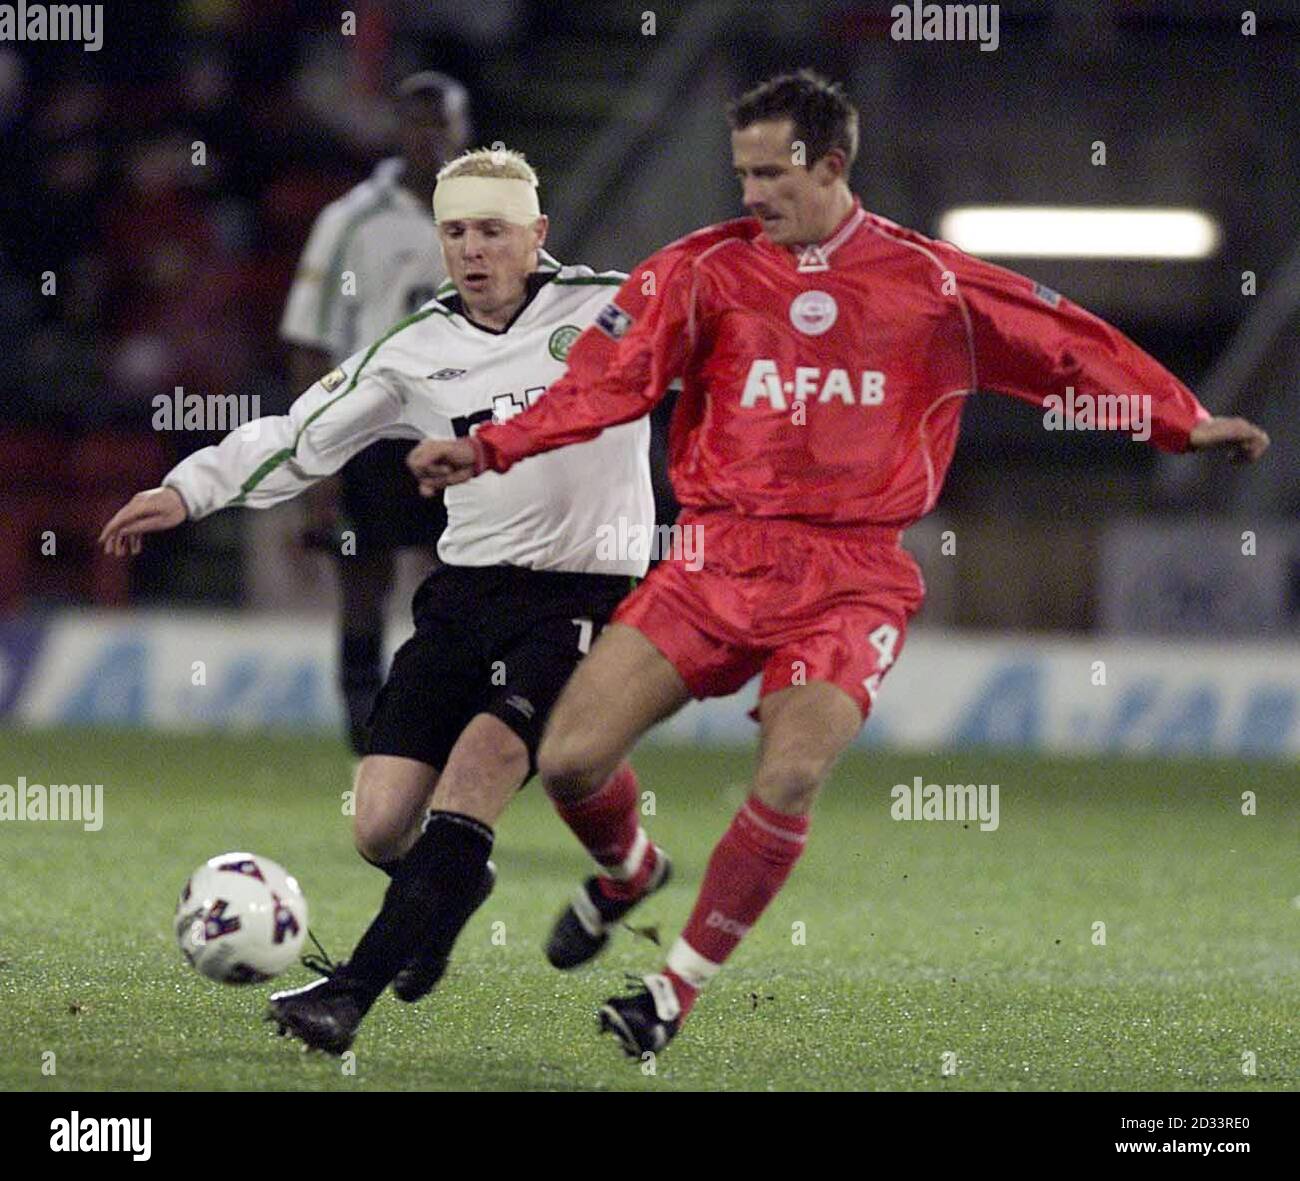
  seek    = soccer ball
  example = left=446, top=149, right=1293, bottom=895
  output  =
left=174, top=852, right=308, bottom=984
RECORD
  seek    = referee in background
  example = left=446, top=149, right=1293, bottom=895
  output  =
left=279, top=71, right=472, bottom=753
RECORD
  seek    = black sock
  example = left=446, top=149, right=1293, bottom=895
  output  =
left=347, top=811, right=494, bottom=999
left=340, top=630, right=383, bottom=754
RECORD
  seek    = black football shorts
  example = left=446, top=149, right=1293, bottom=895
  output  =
left=366, top=564, right=636, bottom=776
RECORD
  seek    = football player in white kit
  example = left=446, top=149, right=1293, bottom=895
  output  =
left=99, top=148, right=672, bottom=1053
left=280, top=71, right=470, bottom=756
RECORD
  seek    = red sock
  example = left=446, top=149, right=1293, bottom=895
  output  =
left=551, top=763, right=658, bottom=900
left=663, top=795, right=809, bottom=1018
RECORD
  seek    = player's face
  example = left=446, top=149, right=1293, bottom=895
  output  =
left=732, top=118, right=837, bottom=246
left=439, top=215, right=548, bottom=321
left=400, top=94, right=469, bottom=178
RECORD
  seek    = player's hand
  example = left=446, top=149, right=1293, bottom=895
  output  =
left=1188, top=416, right=1270, bottom=463
left=407, top=438, right=479, bottom=495
left=98, top=487, right=188, bottom=556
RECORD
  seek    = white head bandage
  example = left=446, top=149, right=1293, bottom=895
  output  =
left=433, top=176, right=541, bottom=226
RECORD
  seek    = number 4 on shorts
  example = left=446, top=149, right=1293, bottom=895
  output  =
left=863, top=622, right=899, bottom=704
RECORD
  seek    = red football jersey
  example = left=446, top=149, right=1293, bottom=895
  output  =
left=477, top=200, right=1209, bottom=530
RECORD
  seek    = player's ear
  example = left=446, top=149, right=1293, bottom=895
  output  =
left=812, top=148, right=847, bottom=185
left=532, top=214, right=550, bottom=250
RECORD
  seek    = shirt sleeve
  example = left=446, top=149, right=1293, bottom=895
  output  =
left=279, top=200, right=350, bottom=354
left=474, top=247, right=697, bottom=473
left=951, top=249, right=1210, bottom=452
left=162, top=350, right=414, bottom=520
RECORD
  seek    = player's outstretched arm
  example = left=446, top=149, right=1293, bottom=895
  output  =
left=951, top=249, right=1235, bottom=454
left=117, top=350, right=410, bottom=554
left=1187, top=416, right=1270, bottom=462
left=468, top=249, right=695, bottom=478
left=99, top=487, right=188, bottom=556
left=100, top=364, right=407, bottom=553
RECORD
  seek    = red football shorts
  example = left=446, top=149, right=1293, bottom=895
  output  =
left=612, top=510, right=926, bottom=720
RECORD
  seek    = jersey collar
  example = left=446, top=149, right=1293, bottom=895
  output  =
left=762, top=197, right=867, bottom=272
left=372, top=156, right=405, bottom=188
left=438, top=270, right=559, bottom=336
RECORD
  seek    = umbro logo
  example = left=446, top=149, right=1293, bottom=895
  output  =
left=427, top=368, right=468, bottom=380
left=505, top=695, right=535, bottom=720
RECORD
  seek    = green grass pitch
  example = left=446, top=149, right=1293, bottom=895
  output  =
left=1, top=728, right=1295, bottom=1092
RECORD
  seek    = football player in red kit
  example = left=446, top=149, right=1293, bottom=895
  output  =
left=408, top=70, right=1270, bottom=1058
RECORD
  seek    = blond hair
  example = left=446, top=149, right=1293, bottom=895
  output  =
left=436, top=147, right=538, bottom=186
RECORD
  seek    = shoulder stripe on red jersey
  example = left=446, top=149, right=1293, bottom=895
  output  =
left=819, top=204, right=868, bottom=260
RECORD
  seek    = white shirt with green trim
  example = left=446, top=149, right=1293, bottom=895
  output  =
left=166, top=262, right=653, bottom=577
left=279, top=158, right=446, bottom=363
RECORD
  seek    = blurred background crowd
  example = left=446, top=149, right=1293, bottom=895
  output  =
left=1, top=0, right=536, bottom=436
left=2, top=0, right=1297, bottom=635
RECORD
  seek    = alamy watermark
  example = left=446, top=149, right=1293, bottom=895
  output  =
left=50, top=1112, right=150, bottom=1161
left=1043, top=387, right=1151, bottom=443
left=151, top=387, right=262, bottom=437
left=891, top=775, right=999, bottom=831
left=890, top=3, right=999, bottom=52
left=0, top=3, right=103, bottom=51
left=0, top=776, right=103, bottom=831
left=595, top=517, right=704, bottom=571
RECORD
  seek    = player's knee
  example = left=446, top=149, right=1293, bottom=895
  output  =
left=351, top=767, right=409, bottom=862
left=753, top=758, right=825, bottom=814
left=352, top=806, right=404, bottom=864
left=537, top=727, right=606, bottom=801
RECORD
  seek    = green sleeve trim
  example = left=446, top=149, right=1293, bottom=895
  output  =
left=551, top=276, right=625, bottom=286
left=232, top=307, right=441, bottom=505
